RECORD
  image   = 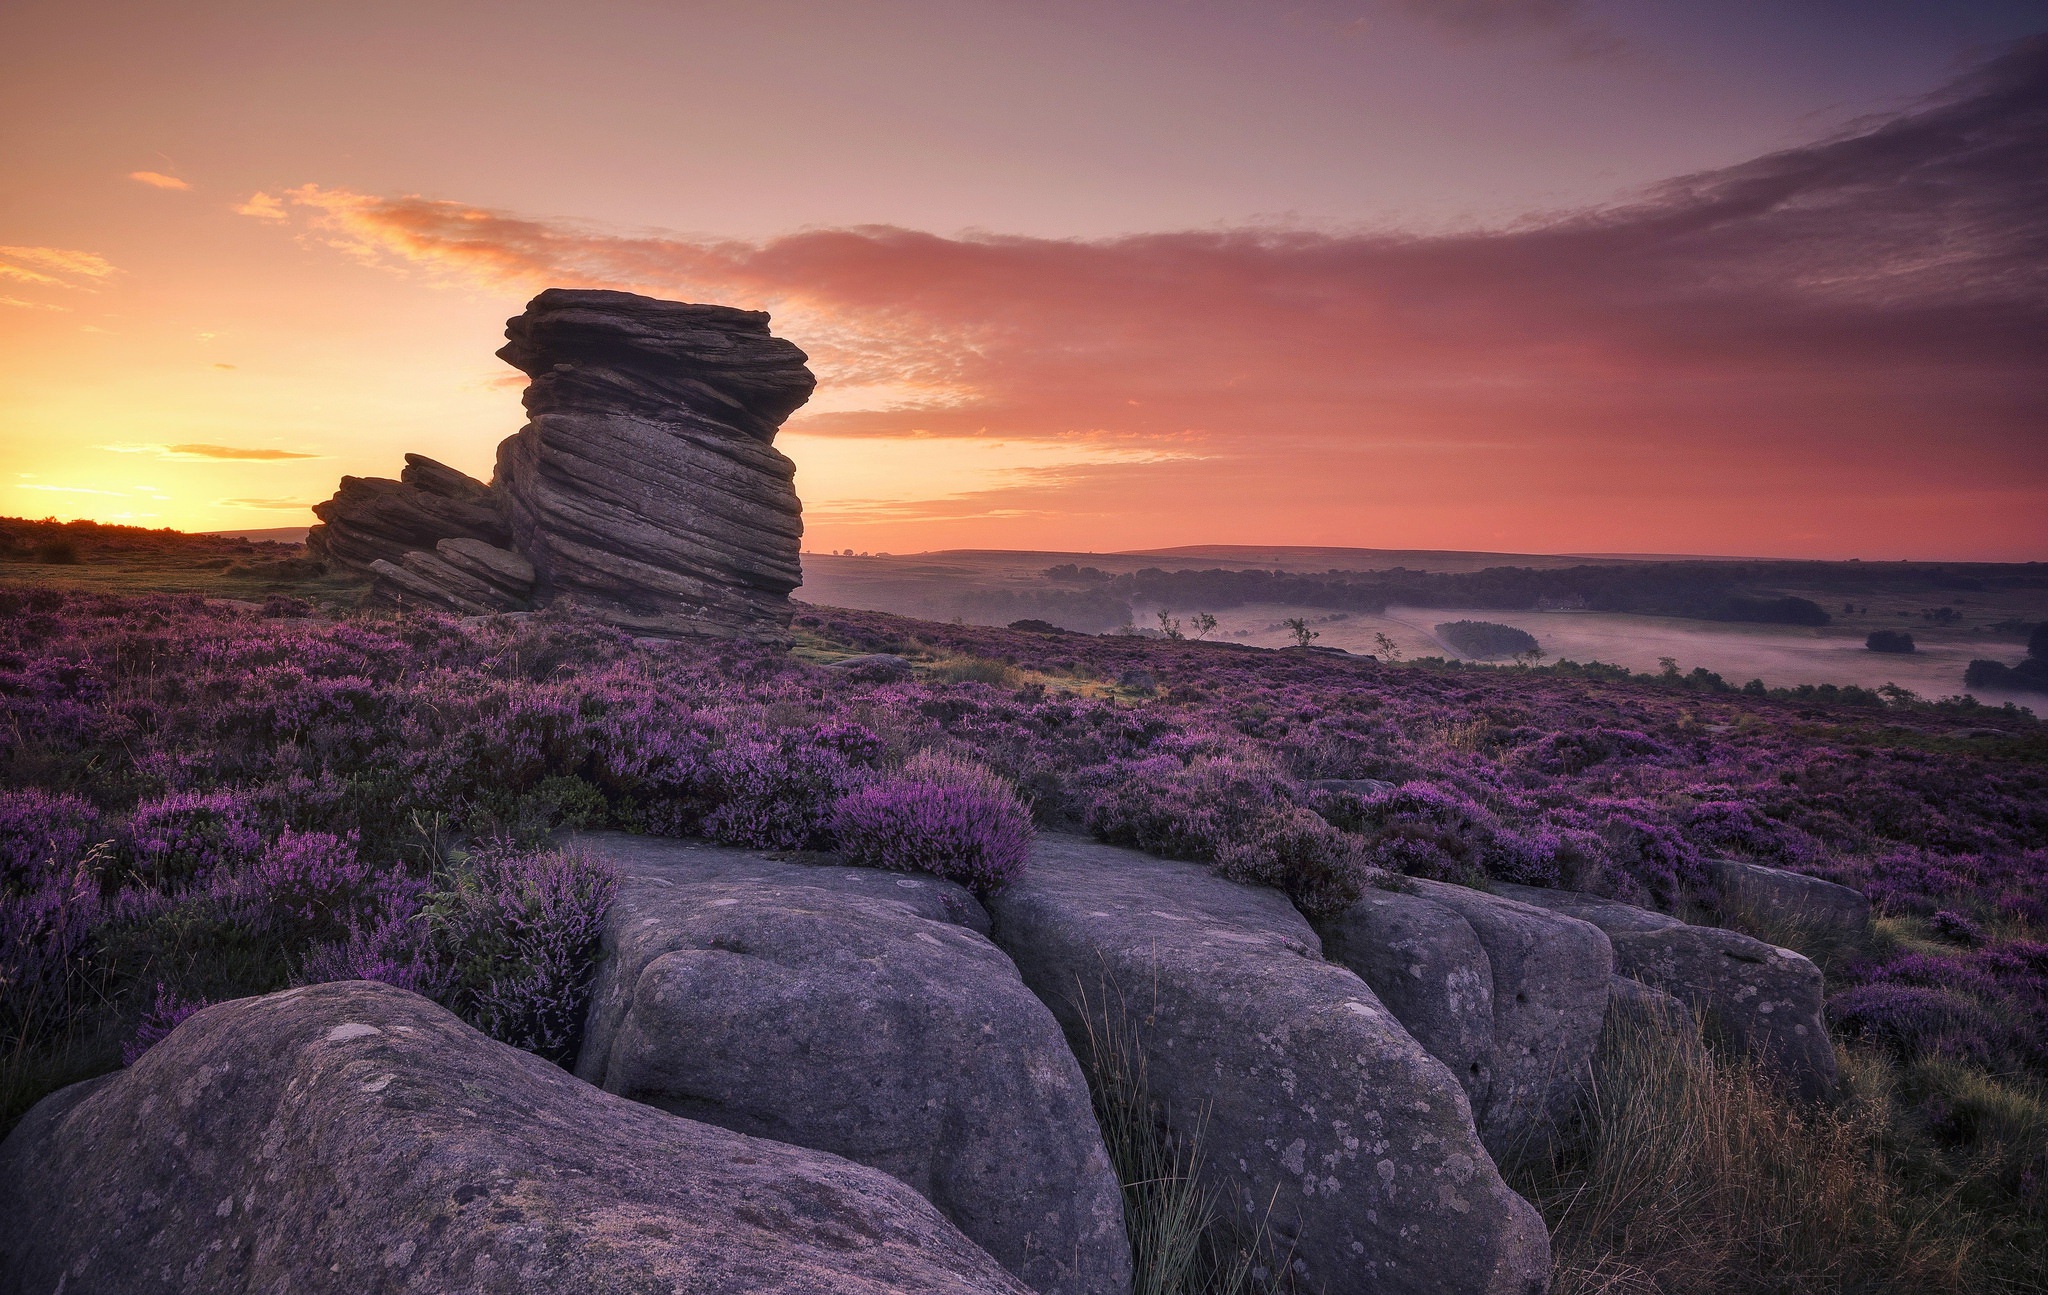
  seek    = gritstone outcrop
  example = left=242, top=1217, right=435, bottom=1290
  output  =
left=307, top=288, right=814, bottom=641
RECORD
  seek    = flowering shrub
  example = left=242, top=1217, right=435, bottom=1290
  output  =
left=416, top=846, right=619, bottom=1066
left=0, top=790, right=101, bottom=895
left=1085, top=752, right=1366, bottom=914
left=125, top=791, right=264, bottom=890
left=0, top=585, right=2043, bottom=1136
left=833, top=749, right=1034, bottom=891
left=121, top=983, right=210, bottom=1065
left=702, top=726, right=864, bottom=850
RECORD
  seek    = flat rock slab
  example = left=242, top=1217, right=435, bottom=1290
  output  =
left=573, top=833, right=1130, bottom=1295
left=988, top=834, right=1550, bottom=1295
left=1498, top=884, right=1837, bottom=1099
left=1320, top=880, right=1611, bottom=1153
left=0, top=981, right=1030, bottom=1295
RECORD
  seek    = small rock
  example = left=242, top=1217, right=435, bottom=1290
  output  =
left=826, top=652, right=915, bottom=680
left=307, top=454, right=509, bottom=575
left=1318, top=879, right=1610, bottom=1152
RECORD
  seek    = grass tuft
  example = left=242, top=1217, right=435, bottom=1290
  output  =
left=1509, top=995, right=2005, bottom=1295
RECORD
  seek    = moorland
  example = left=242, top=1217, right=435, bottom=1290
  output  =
left=2, top=517, right=2045, bottom=1290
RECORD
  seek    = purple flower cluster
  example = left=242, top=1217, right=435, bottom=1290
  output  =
left=834, top=750, right=1034, bottom=891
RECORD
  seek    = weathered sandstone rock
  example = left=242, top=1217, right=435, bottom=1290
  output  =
left=1316, top=885, right=1495, bottom=1113
left=988, top=834, right=1551, bottom=1295
left=494, top=288, right=813, bottom=640
left=1705, top=859, right=1870, bottom=944
left=1321, top=880, right=1610, bottom=1152
left=307, top=289, right=815, bottom=641
left=0, top=980, right=1030, bottom=1295
left=573, top=834, right=1130, bottom=1295
left=1498, top=884, right=1837, bottom=1099
left=306, top=453, right=509, bottom=574
left=1601, top=974, right=1696, bottom=1051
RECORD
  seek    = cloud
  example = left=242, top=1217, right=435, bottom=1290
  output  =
left=255, top=39, right=2048, bottom=556
left=0, top=295, right=69, bottom=311
left=234, top=192, right=288, bottom=220
left=14, top=483, right=134, bottom=498
left=129, top=170, right=191, bottom=191
left=0, top=246, right=119, bottom=295
left=99, top=443, right=322, bottom=461
left=216, top=497, right=314, bottom=510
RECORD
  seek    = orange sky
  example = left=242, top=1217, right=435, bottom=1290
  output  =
left=3, top=2, right=2044, bottom=559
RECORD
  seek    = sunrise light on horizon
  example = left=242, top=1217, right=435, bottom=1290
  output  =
left=3, top=0, right=2044, bottom=560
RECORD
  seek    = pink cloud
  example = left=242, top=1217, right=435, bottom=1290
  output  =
left=258, top=40, right=2048, bottom=558
left=129, top=170, right=191, bottom=191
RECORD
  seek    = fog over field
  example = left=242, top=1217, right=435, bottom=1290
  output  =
left=1297, top=607, right=2039, bottom=710
left=796, top=547, right=2047, bottom=711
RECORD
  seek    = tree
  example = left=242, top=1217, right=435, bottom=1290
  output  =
left=1155, top=609, right=1184, bottom=640
left=1284, top=617, right=1319, bottom=648
left=1189, top=612, right=1217, bottom=641
left=2030, top=621, right=2048, bottom=659
left=1372, top=632, right=1403, bottom=662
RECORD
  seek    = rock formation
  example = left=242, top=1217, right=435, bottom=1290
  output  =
left=1498, top=883, right=1838, bottom=1099
left=306, top=453, right=510, bottom=572
left=307, top=288, right=814, bottom=641
left=572, top=834, right=1132, bottom=1295
left=1319, top=879, right=1612, bottom=1153
left=1704, top=858, right=1871, bottom=946
left=987, top=834, right=1554, bottom=1295
left=0, top=980, right=1031, bottom=1295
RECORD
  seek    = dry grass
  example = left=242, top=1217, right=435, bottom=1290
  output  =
left=1071, top=979, right=1268, bottom=1295
left=1510, top=1001, right=1986, bottom=1295
left=924, top=653, right=1019, bottom=687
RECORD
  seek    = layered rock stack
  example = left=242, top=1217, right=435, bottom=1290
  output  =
left=305, top=288, right=814, bottom=641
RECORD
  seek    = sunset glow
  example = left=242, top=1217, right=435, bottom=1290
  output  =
left=3, top=1, right=2043, bottom=558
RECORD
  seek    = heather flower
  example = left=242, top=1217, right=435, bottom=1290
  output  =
left=0, top=789, right=100, bottom=895
left=300, top=908, right=448, bottom=999
left=422, top=845, right=619, bottom=1066
left=833, top=750, right=1034, bottom=891
left=213, top=830, right=407, bottom=943
left=121, top=982, right=210, bottom=1065
left=125, top=790, right=265, bottom=889
left=0, top=877, right=103, bottom=1025
left=702, top=727, right=860, bottom=850
left=1932, top=910, right=1984, bottom=944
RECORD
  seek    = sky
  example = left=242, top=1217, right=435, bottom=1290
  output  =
left=2, top=0, right=2044, bottom=559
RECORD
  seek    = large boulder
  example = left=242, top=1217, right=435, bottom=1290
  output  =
left=494, top=288, right=814, bottom=641
left=987, top=835, right=1551, bottom=1295
left=0, top=980, right=1030, bottom=1295
left=1497, top=885, right=1837, bottom=1099
left=573, top=834, right=1131, bottom=1295
left=1704, top=859, right=1870, bottom=946
left=1319, top=880, right=1611, bottom=1152
left=306, top=453, right=510, bottom=574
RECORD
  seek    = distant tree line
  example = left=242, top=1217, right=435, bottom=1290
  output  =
left=1964, top=622, right=2048, bottom=695
left=1037, top=560, right=1924, bottom=625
